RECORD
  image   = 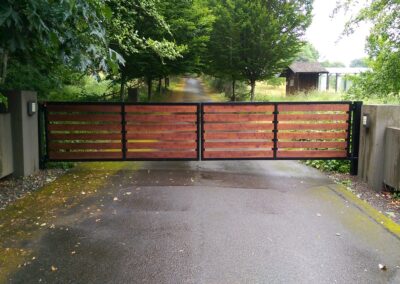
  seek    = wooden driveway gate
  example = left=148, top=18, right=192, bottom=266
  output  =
left=39, top=101, right=361, bottom=174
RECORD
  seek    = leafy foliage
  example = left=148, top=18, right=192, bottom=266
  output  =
left=296, top=42, right=320, bottom=62
left=305, top=160, right=350, bottom=173
left=338, top=0, right=400, bottom=99
left=207, top=0, right=313, bottom=101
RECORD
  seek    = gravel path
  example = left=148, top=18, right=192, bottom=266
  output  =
left=0, top=169, right=67, bottom=210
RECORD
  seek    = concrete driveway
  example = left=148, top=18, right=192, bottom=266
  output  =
left=3, top=160, right=400, bottom=284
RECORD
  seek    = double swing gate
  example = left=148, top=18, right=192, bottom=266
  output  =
left=39, top=101, right=362, bottom=175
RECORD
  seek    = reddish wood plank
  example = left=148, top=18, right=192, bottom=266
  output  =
left=127, top=142, right=196, bottom=149
left=49, top=133, right=122, bottom=141
left=277, top=150, right=347, bottom=158
left=49, top=151, right=122, bottom=160
left=48, top=124, right=121, bottom=131
left=278, top=141, right=347, bottom=149
left=278, top=114, right=348, bottom=121
left=204, top=105, right=274, bottom=113
left=204, top=142, right=274, bottom=149
left=204, top=114, right=274, bottom=122
left=126, top=132, right=197, bottom=141
left=47, top=105, right=121, bottom=113
left=204, top=132, right=274, bottom=140
left=125, top=105, right=197, bottom=113
left=126, top=124, right=196, bottom=132
left=278, top=104, right=350, bottom=112
left=203, top=150, right=273, bottom=159
left=204, top=123, right=274, bottom=131
left=126, top=151, right=197, bottom=159
left=125, top=114, right=197, bottom=122
left=278, top=132, right=348, bottom=140
left=49, top=142, right=122, bottom=150
left=48, top=114, right=121, bottom=122
left=278, top=123, right=348, bottom=131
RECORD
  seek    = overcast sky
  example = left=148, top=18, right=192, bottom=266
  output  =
left=305, top=0, right=370, bottom=66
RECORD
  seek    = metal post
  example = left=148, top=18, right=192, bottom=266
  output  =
left=121, top=103, right=127, bottom=160
left=38, top=103, right=45, bottom=169
left=273, top=103, right=278, bottom=159
left=350, top=101, right=362, bottom=175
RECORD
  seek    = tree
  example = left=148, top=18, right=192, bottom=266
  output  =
left=350, top=58, right=368, bottom=68
left=0, top=0, right=123, bottom=84
left=207, top=0, right=243, bottom=101
left=296, top=42, right=320, bottom=62
left=320, top=61, right=346, bottom=68
left=208, top=0, right=313, bottom=101
left=337, top=0, right=400, bottom=99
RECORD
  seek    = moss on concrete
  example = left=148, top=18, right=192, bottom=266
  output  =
left=0, top=162, right=138, bottom=283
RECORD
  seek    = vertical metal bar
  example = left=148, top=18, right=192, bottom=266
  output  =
left=196, top=104, right=201, bottom=161
left=121, top=103, right=127, bottom=160
left=350, top=101, right=362, bottom=175
left=200, top=103, right=204, bottom=161
left=273, top=103, right=278, bottom=159
left=44, top=103, right=50, bottom=163
left=38, top=103, right=45, bottom=169
left=345, top=103, right=352, bottom=158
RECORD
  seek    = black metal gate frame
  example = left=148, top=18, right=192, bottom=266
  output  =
left=39, top=101, right=362, bottom=175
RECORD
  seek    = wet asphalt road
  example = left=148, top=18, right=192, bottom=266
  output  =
left=6, top=78, right=400, bottom=283
left=9, top=161, right=400, bottom=284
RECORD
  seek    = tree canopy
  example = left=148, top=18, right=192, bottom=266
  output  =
left=338, top=0, right=400, bottom=100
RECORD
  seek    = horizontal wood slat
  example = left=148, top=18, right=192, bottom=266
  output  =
left=278, top=141, right=347, bottom=149
left=127, top=142, right=196, bottom=149
left=49, top=151, right=123, bottom=160
left=278, top=123, right=348, bottom=131
left=278, top=104, right=350, bottom=112
left=278, top=114, right=348, bottom=121
left=125, top=105, right=197, bottom=113
left=204, top=123, right=274, bottom=131
left=47, top=105, right=121, bottom=113
left=204, top=105, right=274, bottom=113
left=278, top=132, right=348, bottom=140
left=126, top=124, right=196, bottom=132
left=48, top=114, right=121, bottom=122
left=126, top=132, right=197, bottom=141
left=126, top=151, right=197, bottom=159
left=203, top=151, right=274, bottom=159
left=204, top=142, right=273, bottom=149
left=126, top=114, right=196, bottom=122
left=49, top=133, right=122, bottom=140
left=49, top=143, right=122, bottom=150
left=204, top=132, right=274, bottom=140
left=204, top=114, right=274, bottom=122
left=277, top=150, right=347, bottom=158
left=48, top=124, right=121, bottom=131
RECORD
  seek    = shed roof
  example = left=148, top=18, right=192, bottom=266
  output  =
left=288, top=62, right=328, bottom=74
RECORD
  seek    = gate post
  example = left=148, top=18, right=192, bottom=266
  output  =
left=121, top=103, right=127, bottom=160
left=350, top=101, right=362, bottom=175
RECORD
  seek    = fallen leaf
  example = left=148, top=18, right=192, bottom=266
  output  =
left=51, top=265, right=58, bottom=272
left=316, top=213, right=322, bottom=217
left=335, top=233, right=341, bottom=236
left=113, top=197, right=118, bottom=201
left=126, top=192, right=132, bottom=195
left=378, top=264, right=387, bottom=271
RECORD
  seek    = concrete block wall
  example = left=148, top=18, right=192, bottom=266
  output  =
left=384, top=127, right=400, bottom=191
left=0, top=113, right=14, bottom=178
left=358, top=105, right=400, bottom=191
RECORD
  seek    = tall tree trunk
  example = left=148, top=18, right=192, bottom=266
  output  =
left=165, top=77, right=170, bottom=89
left=250, top=80, right=256, bottom=102
left=231, top=79, right=236, bottom=101
left=119, top=72, right=126, bottom=102
left=0, top=49, right=9, bottom=84
left=157, top=77, right=162, bottom=95
left=147, top=77, right=152, bottom=101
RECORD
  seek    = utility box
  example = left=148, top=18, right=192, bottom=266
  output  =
left=384, top=127, right=400, bottom=191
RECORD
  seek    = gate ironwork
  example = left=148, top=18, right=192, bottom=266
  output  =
left=39, top=101, right=362, bottom=175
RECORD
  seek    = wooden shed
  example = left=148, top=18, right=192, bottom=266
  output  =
left=280, top=62, right=328, bottom=95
